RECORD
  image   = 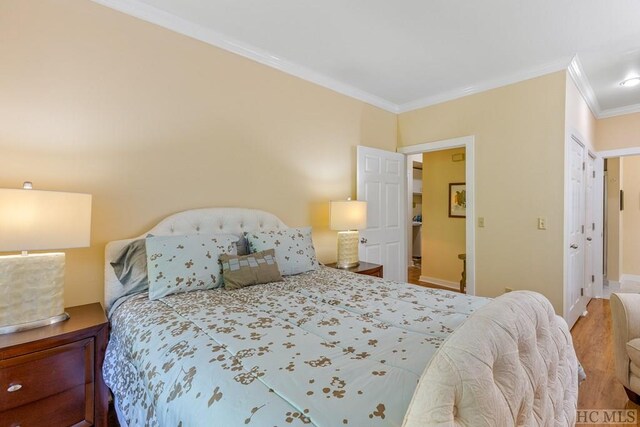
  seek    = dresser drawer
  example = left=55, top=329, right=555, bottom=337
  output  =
left=0, top=338, right=94, bottom=425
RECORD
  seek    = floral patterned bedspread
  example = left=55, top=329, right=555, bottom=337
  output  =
left=103, top=266, right=490, bottom=427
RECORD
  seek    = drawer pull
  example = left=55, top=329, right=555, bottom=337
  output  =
left=7, top=383, right=22, bottom=392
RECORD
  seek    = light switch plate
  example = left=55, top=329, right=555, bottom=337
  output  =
left=538, top=217, right=547, bottom=230
left=478, top=217, right=485, bottom=228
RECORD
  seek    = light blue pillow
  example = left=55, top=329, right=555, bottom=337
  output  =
left=246, top=227, right=318, bottom=276
left=146, top=234, right=238, bottom=300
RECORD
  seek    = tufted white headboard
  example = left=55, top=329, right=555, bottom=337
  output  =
left=104, top=208, right=287, bottom=309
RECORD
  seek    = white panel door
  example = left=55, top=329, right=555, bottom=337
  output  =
left=357, top=146, right=407, bottom=282
left=584, top=153, right=596, bottom=297
left=567, top=137, right=589, bottom=328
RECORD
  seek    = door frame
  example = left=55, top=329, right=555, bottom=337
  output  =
left=595, top=146, right=640, bottom=296
left=398, top=135, right=476, bottom=296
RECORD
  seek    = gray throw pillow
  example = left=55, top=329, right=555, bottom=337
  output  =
left=110, top=239, right=149, bottom=298
left=220, top=249, right=283, bottom=290
left=236, top=234, right=250, bottom=256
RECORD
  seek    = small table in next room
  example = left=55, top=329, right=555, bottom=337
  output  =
left=325, top=261, right=383, bottom=278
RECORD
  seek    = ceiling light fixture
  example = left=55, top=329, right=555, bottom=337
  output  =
left=620, top=77, right=640, bottom=88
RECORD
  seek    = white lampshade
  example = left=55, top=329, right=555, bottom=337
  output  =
left=0, top=186, right=92, bottom=334
left=330, top=200, right=367, bottom=231
left=0, top=188, right=92, bottom=252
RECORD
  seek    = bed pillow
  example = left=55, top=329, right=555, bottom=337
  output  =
left=246, top=227, right=318, bottom=276
left=220, top=249, right=283, bottom=290
left=109, top=238, right=149, bottom=303
left=235, top=234, right=250, bottom=256
left=146, top=233, right=238, bottom=300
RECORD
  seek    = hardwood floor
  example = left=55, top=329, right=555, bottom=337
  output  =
left=407, top=266, right=462, bottom=293
left=572, top=298, right=640, bottom=420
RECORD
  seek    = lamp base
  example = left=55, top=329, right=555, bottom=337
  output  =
left=0, top=312, right=70, bottom=335
left=336, top=230, right=360, bottom=269
left=0, top=253, right=67, bottom=335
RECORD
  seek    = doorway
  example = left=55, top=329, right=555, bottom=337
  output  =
left=602, top=154, right=640, bottom=297
left=399, top=136, right=475, bottom=296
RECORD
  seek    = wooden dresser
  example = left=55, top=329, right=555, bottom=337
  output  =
left=0, top=303, right=109, bottom=427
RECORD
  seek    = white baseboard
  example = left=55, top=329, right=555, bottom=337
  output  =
left=606, top=281, right=621, bottom=287
left=419, top=275, right=460, bottom=290
left=622, top=274, right=640, bottom=283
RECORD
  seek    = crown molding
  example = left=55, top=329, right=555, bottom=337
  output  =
left=567, top=56, right=601, bottom=117
left=90, top=0, right=640, bottom=119
left=598, top=103, right=640, bottom=119
left=90, top=0, right=400, bottom=113
left=567, top=56, right=640, bottom=119
left=396, top=57, right=573, bottom=113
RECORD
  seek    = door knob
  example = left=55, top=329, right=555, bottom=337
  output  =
left=360, top=238, right=368, bottom=244
left=570, top=244, right=578, bottom=249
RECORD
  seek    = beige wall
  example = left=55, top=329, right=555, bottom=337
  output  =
left=399, top=72, right=567, bottom=312
left=420, top=148, right=466, bottom=284
left=623, top=156, right=640, bottom=277
left=596, top=112, right=640, bottom=151
left=606, top=158, right=623, bottom=282
left=0, top=0, right=397, bottom=307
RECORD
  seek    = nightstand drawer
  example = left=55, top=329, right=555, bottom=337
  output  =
left=0, top=338, right=94, bottom=414
left=1, top=385, right=89, bottom=427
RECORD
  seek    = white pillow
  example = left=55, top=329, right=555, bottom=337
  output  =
left=146, top=234, right=238, bottom=300
left=246, top=227, right=318, bottom=276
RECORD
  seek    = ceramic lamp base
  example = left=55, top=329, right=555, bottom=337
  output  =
left=0, top=252, right=67, bottom=335
left=336, top=230, right=360, bottom=269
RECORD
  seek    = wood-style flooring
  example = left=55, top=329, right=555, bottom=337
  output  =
left=407, top=266, right=462, bottom=293
left=572, top=298, right=639, bottom=417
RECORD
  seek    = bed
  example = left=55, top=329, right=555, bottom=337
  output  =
left=103, top=208, right=579, bottom=426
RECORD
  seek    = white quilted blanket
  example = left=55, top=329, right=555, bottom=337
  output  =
left=403, top=291, right=579, bottom=427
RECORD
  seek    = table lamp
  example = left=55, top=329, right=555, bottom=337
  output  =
left=330, top=198, right=367, bottom=269
left=0, top=182, right=92, bottom=335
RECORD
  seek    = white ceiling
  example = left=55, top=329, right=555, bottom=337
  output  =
left=95, top=0, right=640, bottom=116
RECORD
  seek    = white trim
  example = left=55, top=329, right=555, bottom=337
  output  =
left=599, top=103, right=640, bottom=119
left=567, top=55, right=640, bottom=119
left=567, top=56, right=601, bottom=118
left=622, top=274, right=640, bottom=283
left=592, top=155, right=605, bottom=299
left=599, top=147, right=640, bottom=159
left=91, top=1, right=640, bottom=119
left=396, top=58, right=571, bottom=113
left=90, top=0, right=399, bottom=113
left=418, top=276, right=460, bottom=291
left=399, top=136, right=475, bottom=296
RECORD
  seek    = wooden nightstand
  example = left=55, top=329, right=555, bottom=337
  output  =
left=0, top=303, right=109, bottom=427
left=325, top=261, right=383, bottom=278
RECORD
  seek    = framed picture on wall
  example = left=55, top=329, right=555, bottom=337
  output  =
left=449, top=183, right=466, bottom=218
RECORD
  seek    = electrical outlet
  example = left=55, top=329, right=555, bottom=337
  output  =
left=504, top=287, right=513, bottom=293
left=538, top=217, right=547, bottom=230
left=478, top=217, right=485, bottom=228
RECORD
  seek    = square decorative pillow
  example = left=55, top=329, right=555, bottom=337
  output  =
left=219, top=249, right=283, bottom=290
left=246, top=227, right=318, bottom=276
left=146, top=233, right=238, bottom=300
